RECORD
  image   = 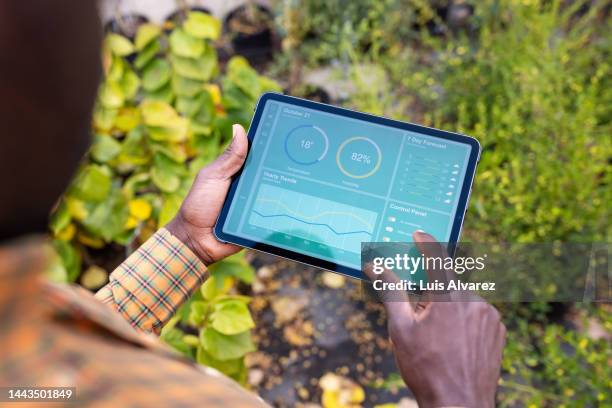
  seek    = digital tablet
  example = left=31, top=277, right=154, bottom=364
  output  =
left=215, top=93, right=480, bottom=280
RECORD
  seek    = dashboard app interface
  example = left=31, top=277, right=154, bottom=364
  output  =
left=223, top=100, right=472, bottom=269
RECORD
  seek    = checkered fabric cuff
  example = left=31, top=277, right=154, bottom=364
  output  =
left=96, top=228, right=207, bottom=334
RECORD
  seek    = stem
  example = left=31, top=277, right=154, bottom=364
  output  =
left=501, top=380, right=565, bottom=403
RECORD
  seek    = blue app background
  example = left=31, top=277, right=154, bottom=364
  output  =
left=223, top=100, right=471, bottom=269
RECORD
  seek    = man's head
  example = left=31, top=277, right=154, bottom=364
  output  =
left=0, top=1, right=102, bottom=241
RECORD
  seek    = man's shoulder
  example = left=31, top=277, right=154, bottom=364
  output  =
left=38, top=281, right=269, bottom=407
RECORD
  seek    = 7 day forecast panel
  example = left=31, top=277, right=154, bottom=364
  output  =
left=223, top=101, right=472, bottom=269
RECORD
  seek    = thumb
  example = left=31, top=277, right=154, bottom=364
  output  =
left=205, top=124, right=249, bottom=181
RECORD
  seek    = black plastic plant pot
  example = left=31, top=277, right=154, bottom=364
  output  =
left=304, top=86, right=331, bottom=104
left=104, top=14, right=149, bottom=40
left=165, top=6, right=212, bottom=29
left=224, top=4, right=276, bottom=64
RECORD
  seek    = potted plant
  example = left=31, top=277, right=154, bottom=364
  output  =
left=224, top=1, right=276, bottom=66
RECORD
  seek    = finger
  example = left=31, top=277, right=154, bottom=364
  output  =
left=204, top=124, right=249, bottom=181
left=412, top=230, right=453, bottom=301
left=363, top=263, right=416, bottom=325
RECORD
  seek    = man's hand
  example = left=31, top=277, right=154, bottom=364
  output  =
left=166, top=124, right=248, bottom=265
left=365, top=231, right=506, bottom=408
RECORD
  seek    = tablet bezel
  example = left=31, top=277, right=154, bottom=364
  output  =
left=214, top=92, right=481, bottom=280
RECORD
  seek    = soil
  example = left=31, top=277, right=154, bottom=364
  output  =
left=246, top=252, right=413, bottom=407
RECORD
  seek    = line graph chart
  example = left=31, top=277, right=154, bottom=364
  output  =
left=249, top=184, right=377, bottom=253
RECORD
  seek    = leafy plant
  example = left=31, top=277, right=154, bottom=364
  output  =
left=49, top=12, right=280, bottom=381
left=161, top=253, right=256, bottom=383
left=287, top=0, right=610, bottom=405
left=396, top=0, right=611, bottom=244
left=498, top=315, right=611, bottom=407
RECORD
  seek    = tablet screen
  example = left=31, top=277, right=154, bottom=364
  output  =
left=221, top=99, right=473, bottom=269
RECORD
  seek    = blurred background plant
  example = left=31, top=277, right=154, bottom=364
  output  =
left=48, top=0, right=610, bottom=406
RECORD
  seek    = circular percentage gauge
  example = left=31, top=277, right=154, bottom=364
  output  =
left=284, top=125, right=330, bottom=165
left=336, top=136, right=382, bottom=179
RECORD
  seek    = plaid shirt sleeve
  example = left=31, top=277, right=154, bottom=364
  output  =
left=96, top=228, right=207, bottom=334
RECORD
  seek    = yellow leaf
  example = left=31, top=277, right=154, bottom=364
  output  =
left=115, top=107, right=141, bottom=132
left=350, top=386, right=365, bottom=403
left=322, top=272, right=345, bottom=288
left=141, top=100, right=182, bottom=127
left=66, top=197, right=89, bottom=221
left=56, top=223, right=76, bottom=241
left=124, top=216, right=139, bottom=229
left=205, top=83, right=222, bottom=105
left=77, top=232, right=105, bottom=248
left=81, top=265, right=108, bottom=289
left=322, top=390, right=342, bottom=408
left=129, top=198, right=152, bottom=220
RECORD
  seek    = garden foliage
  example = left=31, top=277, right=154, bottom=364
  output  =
left=48, top=12, right=280, bottom=383
left=278, top=0, right=611, bottom=405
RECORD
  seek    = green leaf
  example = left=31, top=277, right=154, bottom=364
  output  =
left=52, top=240, right=82, bottom=282
left=135, top=39, right=161, bottom=70
left=169, top=28, right=204, bottom=58
left=49, top=201, right=71, bottom=236
left=184, top=12, right=221, bottom=40
left=200, top=328, right=255, bottom=361
left=116, top=127, right=151, bottom=170
left=122, top=172, right=151, bottom=197
left=93, top=106, right=118, bottom=131
left=160, top=326, right=193, bottom=358
left=81, top=187, right=129, bottom=241
left=259, top=76, right=282, bottom=93
left=201, top=275, right=233, bottom=300
left=152, top=168, right=181, bottom=193
left=91, top=134, right=121, bottom=163
left=147, top=119, right=188, bottom=142
left=70, top=164, right=112, bottom=202
left=120, top=68, right=140, bottom=100
left=149, top=141, right=187, bottom=163
left=189, top=300, right=208, bottom=326
left=105, top=33, right=134, bottom=56
left=190, top=132, right=221, bottom=165
left=135, top=23, right=162, bottom=50
left=196, top=347, right=244, bottom=376
left=46, top=255, right=68, bottom=283
left=158, top=193, right=183, bottom=225
left=208, top=253, right=254, bottom=284
left=191, top=90, right=215, bottom=125
left=170, top=48, right=216, bottom=81
left=228, top=66, right=260, bottom=99
left=107, top=56, right=125, bottom=82
left=99, top=81, right=125, bottom=108
left=176, top=96, right=203, bottom=117
left=171, top=74, right=204, bottom=97
left=142, top=59, right=172, bottom=91
left=144, top=83, right=174, bottom=104
left=210, top=299, right=255, bottom=335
